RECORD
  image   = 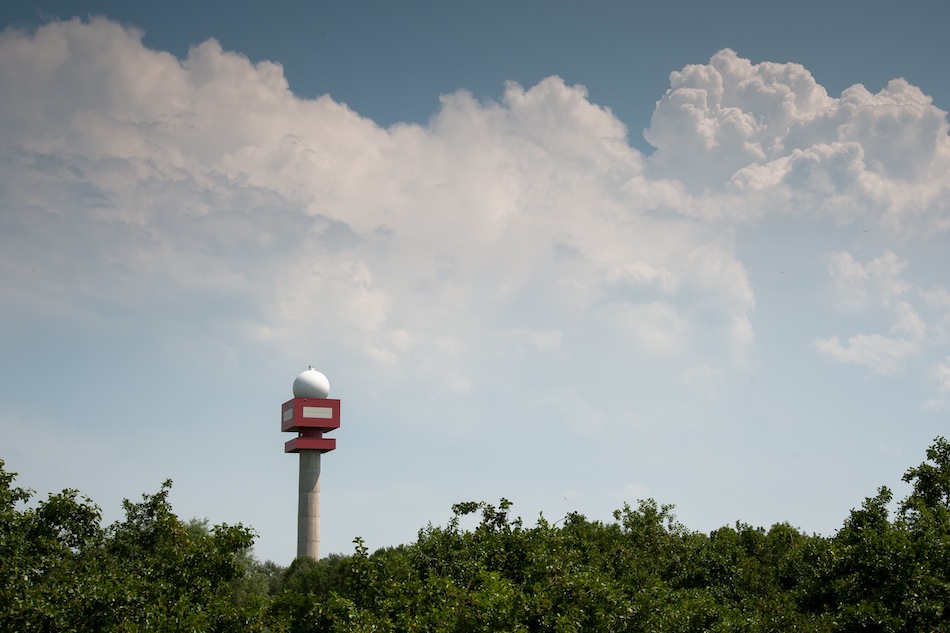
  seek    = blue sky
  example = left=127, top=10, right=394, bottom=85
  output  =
left=1, top=1, right=949, bottom=564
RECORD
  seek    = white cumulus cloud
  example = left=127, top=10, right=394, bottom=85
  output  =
left=814, top=334, right=920, bottom=375
left=1, top=19, right=949, bottom=413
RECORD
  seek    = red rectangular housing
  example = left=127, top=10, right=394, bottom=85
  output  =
left=281, top=398, right=341, bottom=433
left=281, top=398, right=340, bottom=453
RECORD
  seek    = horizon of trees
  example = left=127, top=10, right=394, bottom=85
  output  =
left=2, top=436, right=949, bottom=631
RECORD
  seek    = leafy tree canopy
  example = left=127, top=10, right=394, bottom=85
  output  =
left=4, top=437, right=950, bottom=632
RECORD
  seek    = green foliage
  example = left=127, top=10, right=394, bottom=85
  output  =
left=5, top=436, right=950, bottom=632
left=271, top=438, right=950, bottom=633
left=0, top=461, right=275, bottom=632
left=794, top=438, right=950, bottom=632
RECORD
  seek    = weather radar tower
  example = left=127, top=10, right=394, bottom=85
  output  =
left=282, top=366, right=340, bottom=560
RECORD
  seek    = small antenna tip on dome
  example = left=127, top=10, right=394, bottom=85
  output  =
left=293, top=366, right=330, bottom=399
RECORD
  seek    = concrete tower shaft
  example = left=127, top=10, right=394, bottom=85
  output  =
left=298, top=451, right=321, bottom=559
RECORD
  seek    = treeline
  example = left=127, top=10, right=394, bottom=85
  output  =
left=2, top=438, right=949, bottom=632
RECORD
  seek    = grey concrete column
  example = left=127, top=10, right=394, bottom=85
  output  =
left=297, top=450, right=321, bottom=559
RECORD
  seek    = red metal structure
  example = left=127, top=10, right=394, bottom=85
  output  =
left=281, top=397, right=340, bottom=453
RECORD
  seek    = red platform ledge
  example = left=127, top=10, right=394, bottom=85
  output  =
left=285, top=437, right=337, bottom=453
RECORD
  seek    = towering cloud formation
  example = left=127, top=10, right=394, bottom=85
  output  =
left=1, top=18, right=948, bottom=410
left=648, top=50, right=949, bottom=204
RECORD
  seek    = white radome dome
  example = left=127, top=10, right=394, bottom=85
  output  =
left=293, top=366, right=330, bottom=398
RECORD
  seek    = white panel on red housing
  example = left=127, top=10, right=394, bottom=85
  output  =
left=302, top=406, right=333, bottom=419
